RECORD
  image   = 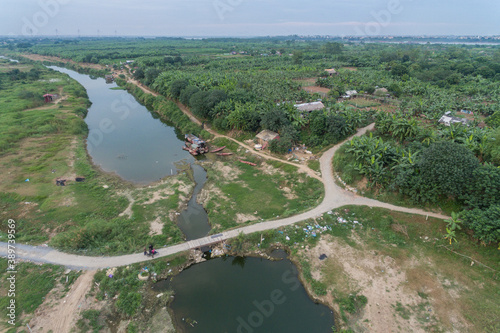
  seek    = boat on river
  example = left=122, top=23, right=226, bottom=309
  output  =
left=184, top=134, right=209, bottom=156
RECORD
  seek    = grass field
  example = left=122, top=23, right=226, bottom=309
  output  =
left=200, top=142, right=324, bottom=232
left=229, top=205, right=500, bottom=332
left=0, top=60, right=191, bottom=255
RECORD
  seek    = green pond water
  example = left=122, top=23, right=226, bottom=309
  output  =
left=163, top=256, right=335, bottom=333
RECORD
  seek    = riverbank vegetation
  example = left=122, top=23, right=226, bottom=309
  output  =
left=0, top=59, right=191, bottom=255
left=226, top=205, right=500, bottom=332
left=79, top=253, right=189, bottom=333
left=0, top=259, right=80, bottom=331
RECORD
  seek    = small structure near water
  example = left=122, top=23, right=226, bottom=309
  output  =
left=183, top=134, right=209, bottom=156
left=105, top=75, right=114, bottom=83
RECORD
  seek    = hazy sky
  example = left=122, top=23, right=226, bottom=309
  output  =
left=2, top=0, right=499, bottom=37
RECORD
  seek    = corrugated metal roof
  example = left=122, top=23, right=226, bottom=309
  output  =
left=294, top=101, right=325, bottom=112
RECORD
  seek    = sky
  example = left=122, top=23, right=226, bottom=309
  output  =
left=1, top=0, right=499, bottom=37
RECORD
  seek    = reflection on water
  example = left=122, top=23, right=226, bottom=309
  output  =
left=168, top=257, right=335, bottom=333
left=48, top=66, right=193, bottom=184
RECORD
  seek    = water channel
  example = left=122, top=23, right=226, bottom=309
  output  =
left=46, top=66, right=335, bottom=331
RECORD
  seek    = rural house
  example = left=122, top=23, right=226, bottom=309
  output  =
left=294, top=101, right=325, bottom=113
left=325, top=68, right=337, bottom=76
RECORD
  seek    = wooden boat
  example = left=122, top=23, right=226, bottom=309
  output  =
left=184, top=134, right=208, bottom=155
left=239, top=159, right=257, bottom=166
left=216, top=152, right=233, bottom=156
left=210, top=146, right=226, bottom=153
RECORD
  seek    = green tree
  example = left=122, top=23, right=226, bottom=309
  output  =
left=179, top=85, right=199, bottom=106
left=169, top=79, right=189, bottom=99
left=463, top=164, right=500, bottom=209
left=461, top=205, right=500, bottom=245
left=292, top=51, right=304, bottom=65
left=260, top=108, right=290, bottom=132
left=416, top=141, right=480, bottom=199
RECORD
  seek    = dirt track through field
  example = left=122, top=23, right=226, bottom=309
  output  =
left=0, top=55, right=449, bottom=269
left=28, top=270, right=96, bottom=332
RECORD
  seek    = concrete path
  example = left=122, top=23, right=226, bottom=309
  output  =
left=0, top=124, right=448, bottom=270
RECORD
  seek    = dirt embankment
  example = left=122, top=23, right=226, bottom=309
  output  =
left=297, top=236, right=470, bottom=333
left=28, top=270, right=97, bottom=333
left=21, top=53, right=105, bottom=70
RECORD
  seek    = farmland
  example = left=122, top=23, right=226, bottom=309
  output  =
left=0, top=37, right=499, bottom=332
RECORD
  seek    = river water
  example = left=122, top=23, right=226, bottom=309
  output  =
left=49, top=66, right=192, bottom=184
left=46, top=66, right=335, bottom=332
left=164, top=256, right=335, bottom=333
left=47, top=66, right=212, bottom=241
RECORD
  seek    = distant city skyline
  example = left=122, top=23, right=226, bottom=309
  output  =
left=1, top=0, right=499, bottom=37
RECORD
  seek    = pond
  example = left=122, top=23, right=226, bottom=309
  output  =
left=163, top=256, right=335, bottom=333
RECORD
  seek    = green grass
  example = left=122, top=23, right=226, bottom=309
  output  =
left=0, top=61, right=188, bottom=255
left=204, top=158, right=324, bottom=232
left=307, top=159, right=320, bottom=172
left=0, top=259, right=77, bottom=330
left=226, top=204, right=500, bottom=332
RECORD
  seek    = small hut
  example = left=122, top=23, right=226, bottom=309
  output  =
left=43, top=94, right=53, bottom=103
left=325, top=68, right=338, bottom=76
left=256, top=130, right=279, bottom=145
left=294, top=101, right=325, bottom=114
left=105, top=75, right=114, bottom=83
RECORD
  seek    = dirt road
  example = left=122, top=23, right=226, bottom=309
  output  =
left=0, top=55, right=449, bottom=269
left=28, top=270, right=96, bottom=332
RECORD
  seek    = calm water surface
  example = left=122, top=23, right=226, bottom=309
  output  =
left=166, top=257, right=335, bottom=333
left=49, top=66, right=192, bottom=184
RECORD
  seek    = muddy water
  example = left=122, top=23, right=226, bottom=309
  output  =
left=47, top=66, right=211, bottom=239
left=165, top=256, right=335, bottom=333
left=177, top=164, right=211, bottom=240
left=48, top=66, right=192, bottom=184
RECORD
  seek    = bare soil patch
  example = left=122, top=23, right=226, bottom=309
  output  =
left=303, top=86, right=330, bottom=94
left=149, top=217, right=164, bottom=236
left=299, top=235, right=470, bottom=332
left=29, top=270, right=97, bottom=333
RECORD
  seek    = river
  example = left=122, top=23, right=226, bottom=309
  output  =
left=47, top=66, right=211, bottom=241
left=46, top=66, right=335, bottom=332
left=48, top=66, right=192, bottom=184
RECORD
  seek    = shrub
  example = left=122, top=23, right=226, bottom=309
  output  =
left=461, top=205, right=500, bottom=245
left=116, top=291, right=142, bottom=316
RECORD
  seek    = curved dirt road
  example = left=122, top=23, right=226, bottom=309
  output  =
left=2, top=56, right=448, bottom=269
left=0, top=124, right=448, bottom=270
